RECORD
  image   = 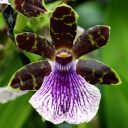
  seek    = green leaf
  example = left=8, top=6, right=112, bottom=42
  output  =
left=0, top=93, right=33, bottom=128
left=0, top=42, right=22, bottom=86
left=0, top=14, right=6, bottom=30
left=100, top=0, right=128, bottom=128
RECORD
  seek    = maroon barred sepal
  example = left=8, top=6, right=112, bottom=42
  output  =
left=15, top=32, right=55, bottom=59
left=76, top=59, right=121, bottom=85
left=15, top=0, right=47, bottom=17
left=9, top=61, right=51, bottom=90
left=72, top=25, right=110, bottom=58
left=50, top=4, right=77, bottom=49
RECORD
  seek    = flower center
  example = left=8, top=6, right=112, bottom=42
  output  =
left=55, top=49, right=73, bottom=66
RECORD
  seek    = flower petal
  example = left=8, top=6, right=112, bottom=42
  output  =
left=0, top=87, right=27, bottom=103
left=14, top=0, right=47, bottom=17
left=72, top=25, right=110, bottom=58
left=15, top=32, right=55, bottom=59
left=76, top=59, right=121, bottom=85
left=9, top=60, right=51, bottom=91
left=50, top=4, right=77, bottom=49
left=29, top=63, right=101, bottom=124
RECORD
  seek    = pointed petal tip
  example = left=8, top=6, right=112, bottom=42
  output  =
left=109, top=69, right=122, bottom=85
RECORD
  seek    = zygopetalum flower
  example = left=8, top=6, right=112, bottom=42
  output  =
left=5, top=4, right=121, bottom=124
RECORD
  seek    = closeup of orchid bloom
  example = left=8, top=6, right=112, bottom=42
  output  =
left=0, top=1, right=121, bottom=125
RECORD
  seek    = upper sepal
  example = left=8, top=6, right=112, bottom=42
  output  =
left=50, top=4, right=77, bottom=49
left=15, top=32, right=55, bottom=59
left=72, top=25, right=110, bottom=58
left=76, top=59, right=121, bottom=85
left=8, top=61, right=51, bottom=90
left=11, top=0, right=47, bottom=17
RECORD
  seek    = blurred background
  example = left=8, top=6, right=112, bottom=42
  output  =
left=0, top=0, right=128, bottom=128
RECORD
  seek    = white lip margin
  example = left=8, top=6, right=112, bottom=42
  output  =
left=0, top=86, right=28, bottom=103
left=0, top=0, right=10, bottom=4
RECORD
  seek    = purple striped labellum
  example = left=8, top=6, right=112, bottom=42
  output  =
left=7, top=4, right=121, bottom=124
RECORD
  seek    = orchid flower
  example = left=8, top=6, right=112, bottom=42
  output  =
left=0, top=4, right=121, bottom=124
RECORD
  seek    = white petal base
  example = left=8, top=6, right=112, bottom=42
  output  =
left=0, top=87, right=27, bottom=103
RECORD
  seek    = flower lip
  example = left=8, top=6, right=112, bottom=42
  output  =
left=55, top=49, right=73, bottom=65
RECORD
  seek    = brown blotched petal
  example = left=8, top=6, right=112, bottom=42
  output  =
left=72, top=25, right=110, bottom=58
left=16, top=32, right=55, bottom=59
left=50, top=4, right=77, bottom=49
left=15, top=0, right=46, bottom=17
left=10, top=61, right=51, bottom=90
left=76, top=59, right=121, bottom=85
